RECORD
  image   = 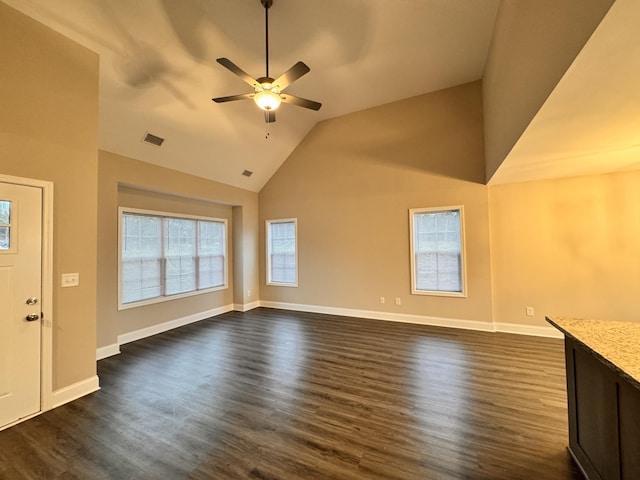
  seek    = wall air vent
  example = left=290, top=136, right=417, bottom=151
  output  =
left=142, top=132, right=165, bottom=147
left=242, top=170, right=253, bottom=177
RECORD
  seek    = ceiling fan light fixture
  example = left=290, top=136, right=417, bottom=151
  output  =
left=254, top=90, right=281, bottom=110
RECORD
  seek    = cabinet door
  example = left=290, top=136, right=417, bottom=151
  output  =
left=619, top=378, right=640, bottom=479
left=572, top=342, right=620, bottom=480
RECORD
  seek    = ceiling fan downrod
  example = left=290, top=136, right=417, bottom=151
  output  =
left=261, top=0, right=273, bottom=79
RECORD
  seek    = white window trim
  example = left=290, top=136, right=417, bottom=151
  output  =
left=409, top=205, right=467, bottom=298
left=118, top=207, right=229, bottom=310
left=266, top=218, right=298, bottom=287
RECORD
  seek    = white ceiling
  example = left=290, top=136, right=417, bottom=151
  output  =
left=490, top=0, right=640, bottom=185
left=5, top=0, right=501, bottom=191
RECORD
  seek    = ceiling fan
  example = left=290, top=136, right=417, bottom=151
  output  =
left=212, top=0, right=322, bottom=123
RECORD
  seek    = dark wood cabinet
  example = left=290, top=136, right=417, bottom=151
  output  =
left=565, top=337, right=640, bottom=480
left=618, top=377, right=640, bottom=479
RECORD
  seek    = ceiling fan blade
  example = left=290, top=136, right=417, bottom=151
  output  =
left=272, top=62, right=310, bottom=91
left=216, top=58, right=259, bottom=88
left=212, top=93, right=254, bottom=103
left=280, top=94, right=322, bottom=111
left=265, top=110, right=276, bottom=123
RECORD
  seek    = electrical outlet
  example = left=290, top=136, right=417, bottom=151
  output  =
left=395, top=297, right=401, bottom=306
left=526, top=306, right=535, bottom=316
left=380, top=296, right=385, bottom=304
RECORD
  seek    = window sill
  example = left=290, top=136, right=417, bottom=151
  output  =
left=118, top=285, right=227, bottom=310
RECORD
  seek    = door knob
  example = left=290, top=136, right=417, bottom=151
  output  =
left=26, top=297, right=38, bottom=305
left=25, top=313, right=40, bottom=321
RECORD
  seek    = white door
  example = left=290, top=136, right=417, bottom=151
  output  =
left=0, top=182, right=42, bottom=427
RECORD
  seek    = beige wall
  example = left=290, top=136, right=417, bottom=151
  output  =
left=5, top=0, right=635, bottom=381
left=260, top=82, right=494, bottom=325
left=0, top=3, right=99, bottom=389
left=489, top=170, right=640, bottom=326
left=483, top=0, right=613, bottom=181
left=97, top=150, right=259, bottom=349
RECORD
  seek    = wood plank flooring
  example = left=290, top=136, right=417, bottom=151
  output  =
left=0, top=308, right=584, bottom=479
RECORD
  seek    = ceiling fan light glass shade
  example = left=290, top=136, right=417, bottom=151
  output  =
left=254, top=90, right=281, bottom=110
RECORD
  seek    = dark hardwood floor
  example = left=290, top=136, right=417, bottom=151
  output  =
left=0, top=308, right=584, bottom=479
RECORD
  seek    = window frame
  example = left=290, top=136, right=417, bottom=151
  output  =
left=0, top=199, right=16, bottom=253
left=265, top=218, right=298, bottom=287
left=118, top=207, right=228, bottom=310
left=409, top=205, right=467, bottom=298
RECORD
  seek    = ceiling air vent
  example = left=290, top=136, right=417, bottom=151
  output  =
left=242, top=170, right=253, bottom=177
left=142, top=132, right=165, bottom=147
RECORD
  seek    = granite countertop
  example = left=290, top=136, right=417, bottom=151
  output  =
left=546, top=316, right=640, bottom=390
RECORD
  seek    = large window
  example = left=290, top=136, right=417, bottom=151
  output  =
left=410, top=206, right=466, bottom=297
left=266, top=218, right=297, bottom=286
left=119, top=208, right=227, bottom=308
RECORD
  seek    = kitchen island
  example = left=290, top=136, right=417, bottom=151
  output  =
left=547, top=316, right=640, bottom=480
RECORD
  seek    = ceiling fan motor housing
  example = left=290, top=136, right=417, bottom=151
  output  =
left=257, top=77, right=276, bottom=91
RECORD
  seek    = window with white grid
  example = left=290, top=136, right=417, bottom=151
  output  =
left=121, top=213, right=162, bottom=304
left=120, top=208, right=228, bottom=308
left=410, top=206, right=466, bottom=297
left=198, top=220, right=226, bottom=290
left=266, top=219, right=297, bottom=286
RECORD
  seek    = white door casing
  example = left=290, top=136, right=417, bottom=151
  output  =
left=0, top=180, right=45, bottom=428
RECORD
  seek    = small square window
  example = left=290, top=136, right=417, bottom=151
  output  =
left=0, top=201, right=10, bottom=224
left=0, top=226, right=9, bottom=250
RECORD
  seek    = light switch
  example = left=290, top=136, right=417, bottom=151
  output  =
left=61, top=273, right=79, bottom=287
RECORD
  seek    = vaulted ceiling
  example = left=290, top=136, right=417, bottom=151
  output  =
left=4, top=0, right=500, bottom=191
left=5, top=0, right=640, bottom=192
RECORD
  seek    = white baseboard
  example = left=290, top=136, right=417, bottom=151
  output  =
left=234, top=301, right=260, bottom=312
left=259, top=301, right=496, bottom=332
left=259, top=301, right=563, bottom=338
left=52, top=375, right=100, bottom=408
left=96, top=305, right=236, bottom=360
left=494, top=322, right=563, bottom=339
left=96, top=343, right=121, bottom=360
left=2, top=376, right=100, bottom=431
left=96, top=303, right=561, bottom=364
left=118, top=304, right=234, bottom=346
